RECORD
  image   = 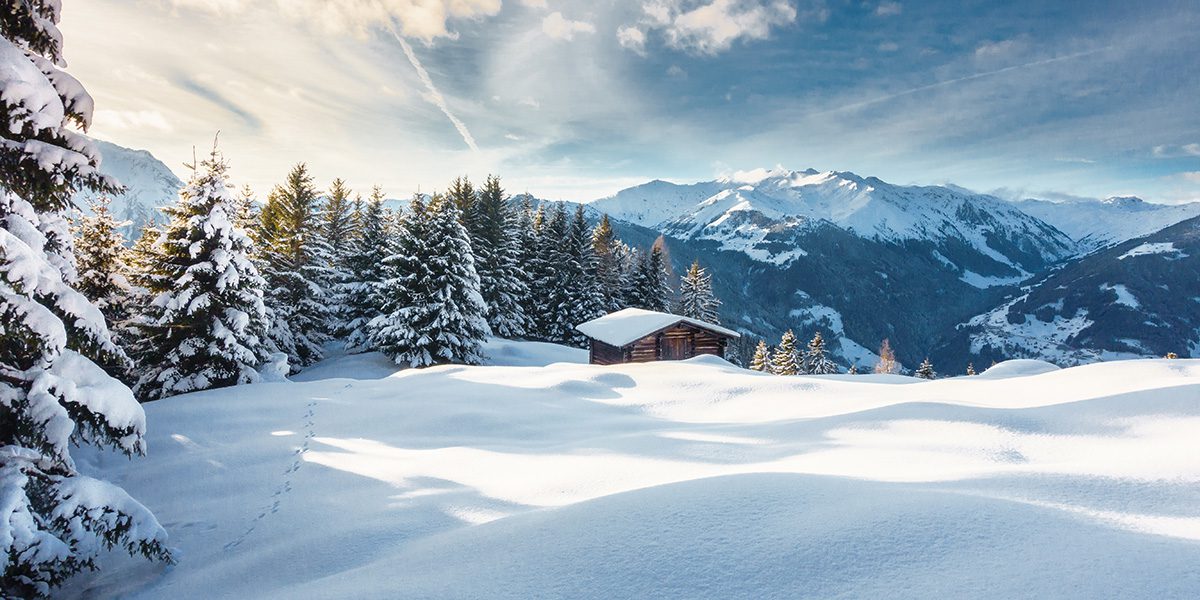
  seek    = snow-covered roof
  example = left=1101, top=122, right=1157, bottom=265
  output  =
left=575, top=308, right=740, bottom=347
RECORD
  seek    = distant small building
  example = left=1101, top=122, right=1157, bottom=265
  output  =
left=575, top=308, right=741, bottom=365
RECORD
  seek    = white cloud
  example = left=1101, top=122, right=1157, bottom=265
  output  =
left=874, top=1, right=902, bottom=16
left=541, top=11, right=596, bottom=41
left=667, top=65, right=688, bottom=78
left=975, top=39, right=1022, bottom=59
left=878, top=41, right=899, bottom=52
left=1152, top=143, right=1200, bottom=158
left=617, top=25, right=647, bottom=55
left=168, top=0, right=502, bottom=42
left=165, top=0, right=248, bottom=13
left=520, top=0, right=547, bottom=7
left=93, top=109, right=174, bottom=133
left=1181, top=171, right=1200, bottom=184
left=640, top=0, right=798, bottom=55
left=292, top=0, right=503, bottom=41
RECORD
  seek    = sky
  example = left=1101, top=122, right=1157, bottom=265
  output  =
left=59, top=0, right=1200, bottom=204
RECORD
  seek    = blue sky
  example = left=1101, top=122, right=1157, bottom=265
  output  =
left=60, top=0, right=1200, bottom=203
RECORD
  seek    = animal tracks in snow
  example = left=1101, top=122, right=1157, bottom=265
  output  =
left=223, top=395, right=323, bottom=551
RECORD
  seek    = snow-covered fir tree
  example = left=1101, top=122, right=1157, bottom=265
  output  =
left=915, top=357, right=936, bottom=380
left=514, top=196, right=544, bottom=337
left=803, top=331, right=839, bottom=374
left=749, top=340, right=770, bottom=372
left=0, top=5, right=170, bottom=594
left=231, top=184, right=259, bottom=236
left=770, top=330, right=800, bottom=375
left=531, top=202, right=575, bottom=342
left=966, top=362, right=977, bottom=376
left=875, top=338, right=899, bottom=374
left=321, top=178, right=356, bottom=264
left=258, top=163, right=334, bottom=370
left=676, top=259, right=720, bottom=324
left=72, top=196, right=135, bottom=357
left=626, top=243, right=672, bottom=313
left=119, top=224, right=162, bottom=365
left=591, top=214, right=625, bottom=312
left=563, top=205, right=606, bottom=346
left=474, top=175, right=530, bottom=338
left=132, top=147, right=271, bottom=402
left=340, top=186, right=389, bottom=351
left=446, top=175, right=478, bottom=233
left=320, top=178, right=356, bottom=334
left=370, top=194, right=490, bottom=366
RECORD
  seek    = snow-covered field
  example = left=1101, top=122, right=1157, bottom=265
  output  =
left=69, top=343, right=1200, bottom=598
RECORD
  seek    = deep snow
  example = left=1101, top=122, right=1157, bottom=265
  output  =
left=68, top=343, right=1200, bottom=598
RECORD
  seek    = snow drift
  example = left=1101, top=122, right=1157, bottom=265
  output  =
left=69, top=346, right=1200, bottom=598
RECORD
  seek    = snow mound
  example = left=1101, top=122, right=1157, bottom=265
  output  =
left=681, top=354, right=736, bottom=368
left=68, top=344, right=1200, bottom=598
left=289, top=350, right=399, bottom=382
left=481, top=338, right=588, bottom=367
left=977, top=359, right=1062, bottom=379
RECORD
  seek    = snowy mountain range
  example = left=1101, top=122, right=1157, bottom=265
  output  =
left=591, top=168, right=1076, bottom=283
left=589, top=168, right=1200, bottom=369
left=88, top=138, right=1200, bottom=368
left=72, top=137, right=183, bottom=239
left=1012, top=195, right=1200, bottom=252
left=943, top=215, right=1200, bottom=365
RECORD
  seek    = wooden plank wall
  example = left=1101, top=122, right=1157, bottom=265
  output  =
left=590, top=340, right=626, bottom=365
left=588, top=322, right=734, bottom=364
left=627, top=336, right=660, bottom=363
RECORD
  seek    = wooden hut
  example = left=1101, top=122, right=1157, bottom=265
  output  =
left=575, top=308, right=741, bottom=365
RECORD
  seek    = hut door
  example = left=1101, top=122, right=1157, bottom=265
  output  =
left=662, top=334, right=693, bottom=360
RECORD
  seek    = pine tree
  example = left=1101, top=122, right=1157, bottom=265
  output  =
left=533, top=202, right=574, bottom=342
left=370, top=194, right=490, bottom=366
left=132, top=146, right=271, bottom=402
left=915, top=357, right=936, bottom=380
left=231, top=184, right=260, bottom=234
left=965, top=362, right=977, bottom=376
left=676, top=259, right=720, bottom=323
left=475, top=175, right=530, bottom=338
left=804, top=331, right=839, bottom=374
left=514, top=196, right=544, bottom=338
left=627, top=243, right=672, bottom=312
left=258, top=163, right=334, bottom=369
left=592, top=214, right=624, bottom=312
left=0, top=6, right=170, bottom=593
left=446, top=175, right=478, bottom=232
left=320, top=178, right=356, bottom=334
left=322, top=178, right=356, bottom=262
left=875, top=338, right=899, bottom=374
left=72, top=196, right=135, bottom=354
left=749, top=340, right=771, bottom=372
left=563, top=204, right=606, bottom=346
left=847, top=365, right=859, bottom=375
left=341, top=186, right=390, bottom=351
left=771, top=330, right=800, bottom=375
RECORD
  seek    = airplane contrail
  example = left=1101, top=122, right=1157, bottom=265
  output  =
left=389, top=26, right=480, bottom=152
left=820, top=47, right=1108, bottom=116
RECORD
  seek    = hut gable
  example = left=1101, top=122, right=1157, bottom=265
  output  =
left=576, top=308, right=740, bottom=365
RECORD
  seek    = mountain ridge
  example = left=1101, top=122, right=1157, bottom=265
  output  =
left=85, top=140, right=1200, bottom=367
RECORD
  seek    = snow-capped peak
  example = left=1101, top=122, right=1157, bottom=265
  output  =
left=589, top=168, right=1076, bottom=273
